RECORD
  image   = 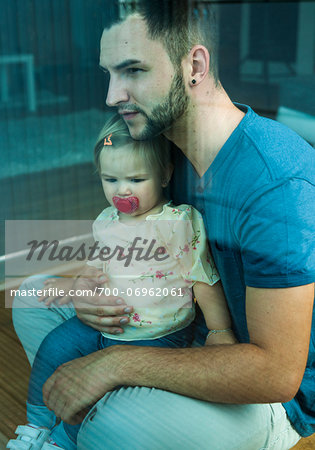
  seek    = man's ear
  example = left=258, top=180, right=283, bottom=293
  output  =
left=162, top=163, right=174, bottom=187
left=188, top=45, right=210, bottom=86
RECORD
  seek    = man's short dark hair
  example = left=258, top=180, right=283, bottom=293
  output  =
left=106, top=0, right=219, bottom=82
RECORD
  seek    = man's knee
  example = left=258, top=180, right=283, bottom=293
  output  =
left=19, top=274, right=48, bottom=291
left=13, top=274, right=48, bottom=308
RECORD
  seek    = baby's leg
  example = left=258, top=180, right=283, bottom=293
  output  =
left=27, top=316, right=101, bottom=447
left=12, top=274, right=76, bottom=365
left=121, top=323, right=195, bottom=349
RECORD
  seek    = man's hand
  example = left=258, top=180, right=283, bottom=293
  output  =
left=73, top=265, right=134, bottom=334
left=43, top=348, right=119, bottom=424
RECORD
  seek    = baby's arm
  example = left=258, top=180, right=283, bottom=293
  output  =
left=193, top=281, right=237, bottom=345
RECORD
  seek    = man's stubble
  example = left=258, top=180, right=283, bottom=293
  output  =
left=135, top=69, right=189, bottom=140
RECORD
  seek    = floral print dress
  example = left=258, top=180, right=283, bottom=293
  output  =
left=87, top=202, right=219, bottom=340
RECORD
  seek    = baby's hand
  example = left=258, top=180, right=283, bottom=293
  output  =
left=205, top=329, right=238, bottom=346
left=38, top=277, right=75, bottom=306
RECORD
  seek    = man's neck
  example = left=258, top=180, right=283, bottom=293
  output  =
left=164, top=85, right=245, bottom=178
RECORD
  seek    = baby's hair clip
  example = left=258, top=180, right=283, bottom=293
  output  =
left=104, top=134, right=112, bottom=146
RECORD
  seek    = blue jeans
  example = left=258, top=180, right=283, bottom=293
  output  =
left=27, top=315, right=194, bottom=447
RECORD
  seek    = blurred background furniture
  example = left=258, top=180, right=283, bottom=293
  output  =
left=0, top=54, right=36, bottom=112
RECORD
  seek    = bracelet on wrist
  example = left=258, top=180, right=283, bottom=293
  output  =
left=206, top=328, right=232, bottom=340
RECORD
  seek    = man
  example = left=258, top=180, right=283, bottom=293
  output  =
left=13, top=1, right=314, bottom=448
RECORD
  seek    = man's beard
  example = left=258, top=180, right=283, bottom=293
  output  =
left=134, top=69, right=189, bottom=140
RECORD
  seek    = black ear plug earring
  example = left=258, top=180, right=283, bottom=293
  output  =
left=192, top=79, right=196, bottom=84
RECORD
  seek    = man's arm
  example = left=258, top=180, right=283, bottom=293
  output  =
left=43, top=284, right=313, bottom=423
left=115, top=284, right=313, bottom=403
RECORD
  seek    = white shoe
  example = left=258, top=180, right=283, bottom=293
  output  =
left=6, top=424, right=50, bottom=449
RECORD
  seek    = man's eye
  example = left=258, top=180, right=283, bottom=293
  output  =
left=126, top=68, right=143, bottom=74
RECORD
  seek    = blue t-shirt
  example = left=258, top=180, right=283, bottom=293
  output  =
left=170, top=104, right=315, bottom=437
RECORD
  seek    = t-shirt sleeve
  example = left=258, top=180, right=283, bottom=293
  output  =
left=238, top=178, right=315, bottom=288
left=162, top=206, right=220, bottom=286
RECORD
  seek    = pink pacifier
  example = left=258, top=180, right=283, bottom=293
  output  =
left=113, top=196, right=139, bottom=214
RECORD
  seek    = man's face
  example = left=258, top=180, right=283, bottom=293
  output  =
left=100, top=15, right=189, bottom=140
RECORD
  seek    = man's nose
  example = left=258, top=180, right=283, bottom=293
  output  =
left=106, top=77, right=129, bottom=107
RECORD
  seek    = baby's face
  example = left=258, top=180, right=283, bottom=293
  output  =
left=99, top=144, right=163, bottom=220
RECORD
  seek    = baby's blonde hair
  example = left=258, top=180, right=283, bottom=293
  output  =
left=94, top=114, right=173, bottom=180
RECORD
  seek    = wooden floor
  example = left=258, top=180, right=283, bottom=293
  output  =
left=0, top=290, right=30, bottom=445
left=0, top=288, right=314, bottom=449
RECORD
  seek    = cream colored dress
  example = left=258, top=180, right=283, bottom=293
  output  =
left=87, top=202, right=219, bottom=340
